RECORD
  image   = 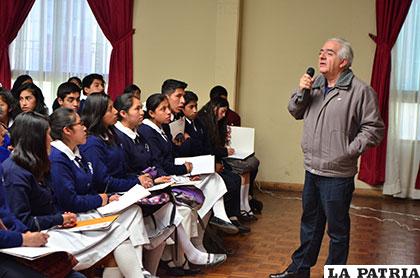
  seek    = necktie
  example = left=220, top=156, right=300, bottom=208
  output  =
left=74, top=156, right=89, bottom=173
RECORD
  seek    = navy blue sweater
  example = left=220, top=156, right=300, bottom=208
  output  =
left=114, top=128, right=167, bottom=177
left=50, top=146, right=102, bottom=213
left=79, top=135, right=138, bottom=193
left=2, top=158, right=63, bottom=231
left=138, top=123, right=187, bottom=176
left=0, top=164, right=28, bottom=248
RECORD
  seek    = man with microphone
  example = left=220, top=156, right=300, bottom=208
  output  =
left=270, top=38, right=385, bottom=278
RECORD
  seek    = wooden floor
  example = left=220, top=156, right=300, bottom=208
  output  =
left=158, top=189, right=420, bottom=278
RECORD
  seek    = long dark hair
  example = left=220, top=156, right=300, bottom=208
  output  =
left=16, top=83, right=48, bottom=115
left=11, top=75, right=33, bottom=99
left=114, top=93, right=139, bottom=121
left=81, top=93, right=114, bottom=143
left=49, top=108, right=77, bottom=141
left=197, top=97, right=229, bottom=147
left=144, top=93, right=167, bottom=119
left=0, top=89, right=20, bottom=123
left=10, top=112, right=50, bottom=181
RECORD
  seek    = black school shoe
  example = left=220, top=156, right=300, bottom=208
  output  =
left=250, top=197, right=263, bottom=214
left=230, top=219, right=250, bottom=234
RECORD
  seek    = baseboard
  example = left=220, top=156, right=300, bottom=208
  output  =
left=257, top=181, right=384, bottom=198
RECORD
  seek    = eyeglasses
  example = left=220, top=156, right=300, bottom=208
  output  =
left=67, top=120, right=84, bottom=127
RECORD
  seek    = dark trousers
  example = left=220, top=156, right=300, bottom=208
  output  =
left=219, top=169, right=241, bottom=218
left=0, top=255, right=46, bottom=278
left=0, top=255, right=85, bottom=278
left=288, top=171, right=354, bottom=272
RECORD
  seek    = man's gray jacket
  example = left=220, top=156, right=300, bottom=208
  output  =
left=288, top=69, right=385, bottom=177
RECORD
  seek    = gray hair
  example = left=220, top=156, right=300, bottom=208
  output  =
left=328, top=37, right=353, bottom=69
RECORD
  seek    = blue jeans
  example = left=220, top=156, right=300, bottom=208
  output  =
left=288, top=171, right=354, bottom=272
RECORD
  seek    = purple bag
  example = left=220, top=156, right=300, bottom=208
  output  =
left=171, top=185, right=205, bottom=209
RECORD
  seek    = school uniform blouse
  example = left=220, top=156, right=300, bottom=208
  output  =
left=50, top=141, right=102, bottom=213
left=114, top=121, right=167, bottom=176
left=79, top=133, right=138, bottom=193
left=139, top=119, right=188, bottom=176
left=2, top=158, right=63, bottom=231
left=0, top=164, right=28, bottom=248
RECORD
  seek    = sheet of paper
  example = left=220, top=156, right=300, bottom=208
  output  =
left=228, top=126, right=255, bottom=159
left=170, top=175, right=201, bottom=186
left=175, top=155, right=215, bottom=176
left=169, top=117, right=185, bottom=140
left=97, top=184, right=150, bottom=215
left=148, top=181, right=173, bottom=192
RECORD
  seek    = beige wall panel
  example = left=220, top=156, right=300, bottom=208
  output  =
left=133, top=0, right=240, bottom=108
left=133, top=0, right=217, bottom=102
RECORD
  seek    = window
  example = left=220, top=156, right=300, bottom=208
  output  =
left=9, top=0, right=112, bottom=109
left=391, top=0, right=420, bottom=140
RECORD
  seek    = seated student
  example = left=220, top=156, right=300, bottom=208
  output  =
left=197, top=97, right=258, bottom=222
left=210, top=86, right=262, bottom=215
left=209, top=85, right=240, bottom=127
left=182, top=91, right=249, bottom=233
left=0, top=117, right=65, bottom=278
left=0, top=171, right=82, bottom=278
left=53, top=82, right=81, bottom=112
left=79, top=93, right=152, bottom=193
left=0, top=89, right=19, bottom=162
left=139, top=94, right=192, bottom=176
left=16, top=83, right=48, bottom=115
left=2, top=112, right=144, bottom=273
left=79, top=74, right=105, bottom=113
left=49, top=108, right=160, bottom=278
left=68, top=76, right=82, bottom=89
left=11, top=74, right=33, bottom=100
left=123, top=83, right=142, bottom=98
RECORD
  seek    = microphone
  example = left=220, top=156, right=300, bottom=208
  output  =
left=302, top=67, right=315, bottom=95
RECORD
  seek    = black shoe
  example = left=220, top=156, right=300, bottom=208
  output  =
left=159, top=260, right=201, bottom=277
left=209, top=217, right=239, bottom=234
left=250, top=197, right=263, bottom=214
left=239, top=210, right=258, bottom=222
left=230, top=219, right=250, bottom=234
left=269, top=269, right=310, bottom=278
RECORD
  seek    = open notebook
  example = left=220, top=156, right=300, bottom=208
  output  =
left=228, top=126, right=255, bottom=159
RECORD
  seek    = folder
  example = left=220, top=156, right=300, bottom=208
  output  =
left=169, top=117, right=185, bottom=140
left=228, top=126, right=255, bottom=160
left=66, top=214, right=119, bottom=232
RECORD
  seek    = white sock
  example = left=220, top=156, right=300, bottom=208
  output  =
left=178, top=225, right=213, bottom=265
left=113, top=240, right=144, bottom=278
left=212, top=197, right=232, bottom=222
left=240, top=183, right=252, bottom=213
left=103, top=267, right=123, bottom=278
left=191, top=211, right=211, bottom=252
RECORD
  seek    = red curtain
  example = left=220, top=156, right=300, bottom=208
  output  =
left=416, top=166, right=420, bottom=190
left=0, top=0, right=35, bottom=89
left=87, top=0, right=134, bottom=100
left=358, top=0, right=412, bottom=186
